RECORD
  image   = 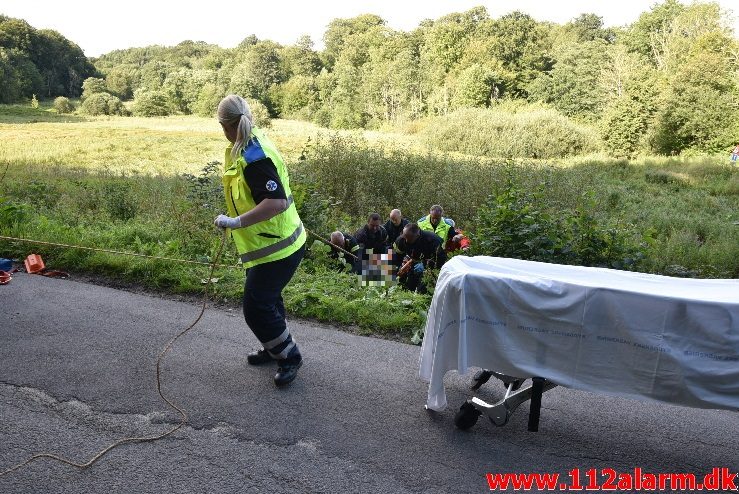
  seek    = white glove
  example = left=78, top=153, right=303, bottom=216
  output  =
left=214, top=214, right=241, bottom=229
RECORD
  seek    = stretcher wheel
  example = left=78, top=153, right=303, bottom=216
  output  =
left=454, top=401, right=481, bottom=430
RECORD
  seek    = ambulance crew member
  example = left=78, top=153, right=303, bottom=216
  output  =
left=214, top=95, right=306, bottom=387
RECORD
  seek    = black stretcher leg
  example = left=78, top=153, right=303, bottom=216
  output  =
left=527, top=377, right=545, bottom=432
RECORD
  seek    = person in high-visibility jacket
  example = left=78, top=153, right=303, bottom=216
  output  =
left=213, top=95, right=306, bottom=387
left=418, top=205, right=465, bottom=246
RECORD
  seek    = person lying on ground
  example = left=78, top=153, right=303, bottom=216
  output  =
left=443, top=219, right=471, bottom=253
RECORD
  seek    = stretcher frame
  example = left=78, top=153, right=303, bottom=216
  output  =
left=452, top=370, right=558, bottom=431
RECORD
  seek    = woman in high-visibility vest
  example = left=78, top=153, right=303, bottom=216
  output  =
left=214, top=95, right=306, bottom=386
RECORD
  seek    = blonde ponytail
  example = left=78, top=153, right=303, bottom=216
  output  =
left=217, top=94, right=254, bottom=161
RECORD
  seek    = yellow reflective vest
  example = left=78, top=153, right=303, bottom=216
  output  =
left=418, top=215, right=451, bottom=242
left=222, top=127, right=306, bottom=268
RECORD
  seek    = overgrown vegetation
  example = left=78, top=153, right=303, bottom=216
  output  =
left=473, top=181, right=644, bottom=270
left=1, top=107, right=737, bottom=342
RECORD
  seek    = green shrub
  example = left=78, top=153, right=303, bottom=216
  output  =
left=181, top=161, right=223, bottom=216
left=193, top=83, right=224, bottom=117
left=53, top=96, right=74, bottom=114
left=472, top=181, right=561, bottom=260
left=471, top=180, right=645, bottom=269
left=79, top=92, right=126, bottom=116
left=132, top=90, right=172, bottom=117
left=0, top=197, right=31, bottom=226
left=419, top=105, right=601, bottom=159
left=103, top=182, right=138, bottom=221
left=247, top=98, right=271, bottom=128
left=81, top=77, right=107, bottom=101
left=300, top=133, right=503, bottom=224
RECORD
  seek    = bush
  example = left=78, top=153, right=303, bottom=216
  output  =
left=300, top=133, right=502, bottom=223
left=53, top=96, right=74, bottom=114
left=81, top=77, right=107, bottom=101
left=193, top=83, right=223, bottom=117
left=181, top=161, right=223, bottom=216
left=79, top=92, right=126, bottom=116
left=471, top=180, right=645, bottom=269
left=30, top=94, right=39, bottom=108
left=299, top=133, right=595, bottom=226
left=132, top=90, right=172, bottom=117
left=247, top=98, right=271, bottom=128
left=419, top=105, right=601, bottom=159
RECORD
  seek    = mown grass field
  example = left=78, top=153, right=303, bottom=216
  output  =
left=1, top=103, right=737, bottom=341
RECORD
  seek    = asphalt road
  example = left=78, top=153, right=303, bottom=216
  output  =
left=0, top=274, right=736, bottom=493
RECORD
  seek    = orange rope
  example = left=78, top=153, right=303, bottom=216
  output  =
left=0, top=232, right=228, bottom=477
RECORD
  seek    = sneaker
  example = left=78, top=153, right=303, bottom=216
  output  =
left=247, top=348, right=274, bottom=366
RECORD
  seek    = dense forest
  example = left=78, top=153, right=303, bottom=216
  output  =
left=2, top=1, right=738, bottom=156
left=0, top=14, right=95, bottom=101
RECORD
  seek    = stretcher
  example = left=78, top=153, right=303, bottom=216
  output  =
left=419, top=256, right=739, bottom=431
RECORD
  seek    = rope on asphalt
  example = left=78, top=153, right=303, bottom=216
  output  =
left=0, top=224, right=357, bottom=476
left=0, top=232, right=228, bottom=478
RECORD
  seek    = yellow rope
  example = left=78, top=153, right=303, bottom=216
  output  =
left=0, top=234, right=240, bottom=269
left=0, top=232, right=228, bottom=477
left=0, top=229, right=357, bottom=265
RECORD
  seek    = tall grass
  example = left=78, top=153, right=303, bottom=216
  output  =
left=300, top=135, right=738, bottom=277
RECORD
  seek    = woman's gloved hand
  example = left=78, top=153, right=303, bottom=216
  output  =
left=214, top=214, right=242, bottom=229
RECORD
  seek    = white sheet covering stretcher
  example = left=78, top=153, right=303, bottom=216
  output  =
left=419, top=256, right=739, bottom=412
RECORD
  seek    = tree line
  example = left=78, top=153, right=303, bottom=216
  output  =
left=1, top=1, right=738, bottom=156
left=0, top=14, right=95, bottom=102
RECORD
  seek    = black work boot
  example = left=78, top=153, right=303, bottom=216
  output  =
left=247, top=348, right=274, bottom=366
left=274, top=356, right=303, bottom=386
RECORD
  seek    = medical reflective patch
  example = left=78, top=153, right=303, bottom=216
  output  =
left=266, top=180, right=278, bottom=192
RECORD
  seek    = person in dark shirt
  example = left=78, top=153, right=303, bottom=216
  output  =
left=355, top=212, right=388, bottom=254
left=393, top=223, right=447, bottom=293
left=383, top=209, right=410, bottom=247
left=328, top=231, right=361, bottom=273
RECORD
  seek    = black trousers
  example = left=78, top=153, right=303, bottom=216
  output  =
left=243, top=243, right=305, bottom=361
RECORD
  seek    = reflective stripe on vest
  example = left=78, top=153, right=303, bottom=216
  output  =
left=241, top=222, right=304, bottom=264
